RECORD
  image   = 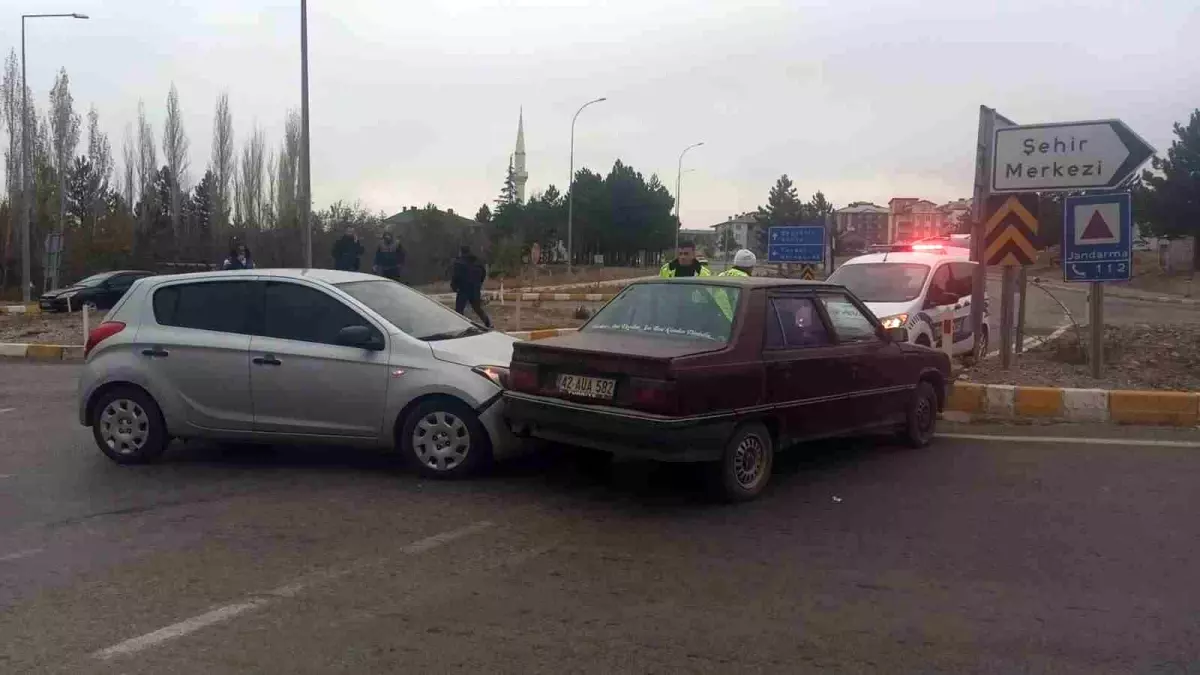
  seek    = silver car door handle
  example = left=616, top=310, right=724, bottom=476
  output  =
left=252, top=355, right=282, bottom=366
left=141, top=347, right=169, bottom=358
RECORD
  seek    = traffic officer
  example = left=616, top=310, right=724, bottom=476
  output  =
left=713, top=249, right=756, bottom=321
left=720, top=249, right=756, bottom=278
left=659, top=240, right=711, bottom=278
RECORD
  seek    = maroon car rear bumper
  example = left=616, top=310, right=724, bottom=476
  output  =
left=502, top=391, right=735, bottom=463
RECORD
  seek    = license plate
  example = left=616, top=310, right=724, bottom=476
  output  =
left=557, top=374, right=616, bottom=400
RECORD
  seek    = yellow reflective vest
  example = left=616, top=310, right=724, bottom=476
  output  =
left=713, top=267, right=750, bottom=320
left=659, top=260, right=712, bottom=278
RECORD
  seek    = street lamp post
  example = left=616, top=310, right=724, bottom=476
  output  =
left=565, top=96, right=606, bottom=275
left=19, top=12, right=87, bottom=303
left=673, top=142, right=704, bottom=252
left=299, top=0, right=312, bottom=268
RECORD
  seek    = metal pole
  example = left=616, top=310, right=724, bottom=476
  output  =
left=673, top=142, right=703, bottom=252
left=1000, top=266, right=1015, bottom=369
left=18, top=13, right=88, bottom=302
left=20, top=18, right=30, bottom=303
left=299, top=0, right=312, bottom=269
left=1090, top=282, right=1104, bottom=378
left=1015, top=266, right=1028, bottom=354
left=968, top=106, right=994, bottom=362
left=565, top=97, right=606, bottom=276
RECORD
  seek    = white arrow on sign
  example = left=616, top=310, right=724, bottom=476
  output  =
left=991, top=119, right=1154, bottom=193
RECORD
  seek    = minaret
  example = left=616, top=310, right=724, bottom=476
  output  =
left=513, top=108, right=528, bottom=204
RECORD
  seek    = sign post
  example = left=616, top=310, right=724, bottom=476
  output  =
left=1062, top=192, right=1133, bottom=378
left=983, top=193, right=1039, bottom=369
left=969, top=107, right=1016, bottom=365
left=767, top=225, right=825, bottom=270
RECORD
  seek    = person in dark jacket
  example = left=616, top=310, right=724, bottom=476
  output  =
left=372, top=231, right=405, bottom=281
left=450, top=246, right=492, bottom=328
left=223, top=241, right=255, bottom=270
left=331, top=227, right=364, bottom=271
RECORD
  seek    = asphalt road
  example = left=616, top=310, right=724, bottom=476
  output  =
left=3, top=362, right=1200, bottom=674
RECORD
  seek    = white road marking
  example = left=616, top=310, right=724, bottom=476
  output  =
left=938, top=433, right=1200, bottom=449
left=92, top=520, right=494, bottom=660
left=0, top=407, right=15, bottom=414
left=985, top=322, right=1071, bottom=360
left=0, top=547, right=44, bottom=562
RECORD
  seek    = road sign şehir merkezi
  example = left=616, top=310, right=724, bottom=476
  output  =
left=991, top=119, right=1154, bottom=193
left=983, top=194, right=1039, bottom=267
left=1062, top=192, right=1132, bottom=283
left=766, top=225, right=824, bottom=264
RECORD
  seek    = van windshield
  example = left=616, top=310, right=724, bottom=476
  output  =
left=827, top=263, right=930, bottom=303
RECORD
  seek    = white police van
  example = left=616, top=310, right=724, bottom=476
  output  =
left=826, top=243, right=989, bottom=359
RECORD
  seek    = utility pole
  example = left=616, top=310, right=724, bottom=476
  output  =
left=18, top=12, right=88, bottom=302
left=565, top=97, right=605, bottom=275
left=299, top=0, right=313, bottom=268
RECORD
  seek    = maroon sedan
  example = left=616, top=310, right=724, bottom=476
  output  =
left=503, top=277, right=952, bottom=502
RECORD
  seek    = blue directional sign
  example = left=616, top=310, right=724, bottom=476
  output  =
left=1062, top=192, right=1132, bottom=283
left=767, top=225, right=825, bottom=264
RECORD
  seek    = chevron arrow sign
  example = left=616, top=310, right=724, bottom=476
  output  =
left=984, top=194, right=1040, bottom=267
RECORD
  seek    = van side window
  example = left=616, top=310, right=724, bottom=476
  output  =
left=949, top=262, right=976, bottom=299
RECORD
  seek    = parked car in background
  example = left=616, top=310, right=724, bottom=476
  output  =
left=78, top=269, right=519, bottom=477
left=39, top=270, right=153, bottom=312
left=504, top=277, right=951, bottom=502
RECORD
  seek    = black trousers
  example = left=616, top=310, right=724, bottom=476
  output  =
left=455, top=292, right=492, bottom=327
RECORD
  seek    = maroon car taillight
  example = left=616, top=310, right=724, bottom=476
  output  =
left=629, top=379, right=678, bottom=415
left=85, top=321, right=126, bottom=358
left=510, top=363, right=539, bottom=393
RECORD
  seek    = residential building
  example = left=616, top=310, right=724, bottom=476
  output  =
left=937, top=198, right=972, bottom=234
left=710, top=213, right=761, bottom=258
left=834, top=202, right=889, bottom=252
left=888, top=198, right=941, bottom=243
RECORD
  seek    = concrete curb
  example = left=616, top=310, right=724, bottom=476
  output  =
left=1, top=303, right=40, bottom=315
left=0, top=343, right=83, bottom=360
left=503, top=328, right=579, bottom=341
left=947, top=382, right=1199, bottom=427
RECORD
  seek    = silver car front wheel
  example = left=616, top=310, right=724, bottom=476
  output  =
left=401, top=398, right=491, bottom=478
left=91, top=386, right=168, bottom=464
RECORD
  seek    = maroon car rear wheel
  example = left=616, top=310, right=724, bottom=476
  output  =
left=709, top=422, right=774, bottom=503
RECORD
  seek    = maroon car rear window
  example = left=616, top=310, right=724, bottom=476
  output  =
left=584, top=283, right=736, bottom=343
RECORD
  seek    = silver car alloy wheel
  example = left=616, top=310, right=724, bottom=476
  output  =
left=99, top=398, right=150, bottom=455
left=412, top=410, right=471, bottom=472
left=733, top=434, right=766, bottom=490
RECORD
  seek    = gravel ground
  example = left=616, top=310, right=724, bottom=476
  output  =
left=962, top=323, right=1200, bottom=391
left=0, top=312, right=85, bottom=345
left=459, top=300, right=598, bottom=332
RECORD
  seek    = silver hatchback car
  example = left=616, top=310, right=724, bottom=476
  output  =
left=78, top=269, right=520, bottom=477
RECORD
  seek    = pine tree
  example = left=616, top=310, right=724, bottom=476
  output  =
left=475, top=204, right=491, bottom=223
left=1136, top=108, right=1200, bottom=270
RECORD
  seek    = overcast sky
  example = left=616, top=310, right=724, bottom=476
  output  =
left=2, top=0, right=1197, bottom=229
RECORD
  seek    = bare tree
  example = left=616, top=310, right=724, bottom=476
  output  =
left=1, top=50, right=23, bottom=282
left=48, top=69, right=81, bottom=287
left=161, top=83, right=189, bottom=237
left=265, top=149, right=277, bottom=229
left=210, top=91, right=234, bottom=237
left=274, top=109, right=301, bottom=229
left=136, top=100, right=156, bottom=208
left=237, top=124, right=266, bottom=229
left=121, top=123, right=135, bottom=210
left=85, top=106, right=113, bottom=232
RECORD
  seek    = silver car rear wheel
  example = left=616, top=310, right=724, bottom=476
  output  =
left=91, top=386, right=168, bottom=464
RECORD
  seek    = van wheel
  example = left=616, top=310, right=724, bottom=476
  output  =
left=91, top=386, right=168, bottom=464
left=401, top=398, right=492, bottom=478
left=709, top=423, right=774, bottom=502
left=915, top=334, right=931, bottom=348
left=899, top=381, right=938, bottom=448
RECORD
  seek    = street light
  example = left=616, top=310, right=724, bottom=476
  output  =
left=19, top=12, right=88, bottom=303
left=565, top=96, right=606, bottom=275
left=299, top=0, right=312, bottom=268
left=673, top=141, right=704, bottom=252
